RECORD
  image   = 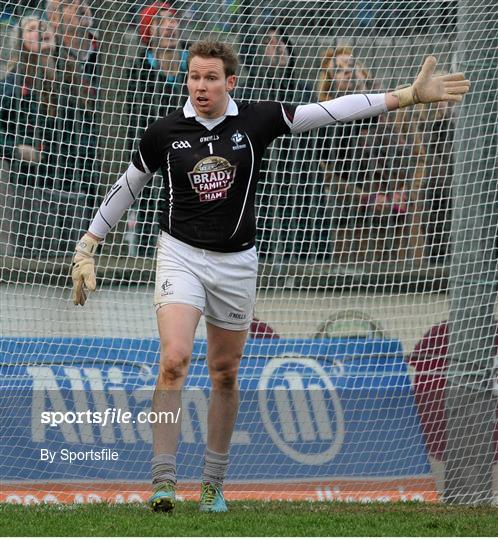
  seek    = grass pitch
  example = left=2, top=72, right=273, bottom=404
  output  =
left=1, top=501, right=497, bottom=536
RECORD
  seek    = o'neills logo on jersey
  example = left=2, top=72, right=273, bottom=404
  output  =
left=188, top=156, right=237, bottom=202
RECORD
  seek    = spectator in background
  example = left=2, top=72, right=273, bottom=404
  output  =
left=0, top=16, right=59, bottom=255
left=51, top=1, right=98, bottom=82
left=418, top=98, right=456, bottom=265
left=316, top=46, right=378, bottom=264
left=127, top=2, right=188, bottom=256
left=55, top=0, right=100, bottom=250
left=406, top=321, right=498, bottom=469
left=236, top=27, right=314, bottom=261
left=45, top=0, right=100, bottom=252
left=1, top=4, right=100, bottom=257
left=349, top=62, right=396, bottom=262
left=317, top=48, right=427, bottom=266
left=237, top=27, right=312, bottom=103
left=361, top=106, right=427, bottom=263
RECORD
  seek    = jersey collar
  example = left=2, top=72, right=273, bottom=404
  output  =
left=183, top=95, right=239, bottom=120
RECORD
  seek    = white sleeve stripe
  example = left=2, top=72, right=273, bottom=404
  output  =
left=317, top=102, right=338, bottom=122
left=124, top=170, right=136, bottom=201
left=229, top=132, right=254, bottom=240
left=98, top=208, right=111, bottom=228
left=167, top=152, right=173, bottom=232
left=139, top=149, right=150, bottom=173
left=88, top=162, right=153, bottom=240
left=290, top=93, right=387, bottom=133
left=280, top=103, right=293, bottom=130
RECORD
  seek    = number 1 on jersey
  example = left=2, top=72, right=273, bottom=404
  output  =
left=207, top=142, right=214, bottom=155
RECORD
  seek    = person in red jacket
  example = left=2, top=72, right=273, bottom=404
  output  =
left=407, top=321, right=498, bottom=463
left=249, top=317, right=280, bottom=339
left=127, top=2, right=188, bottom=256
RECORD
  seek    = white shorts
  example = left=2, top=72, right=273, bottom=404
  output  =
left=154, top=232, right=257, bottom=331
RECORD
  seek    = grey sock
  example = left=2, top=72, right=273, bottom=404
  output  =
left=202, top=447, right=230, bottom=485
left=151, top=453, right=176, bottom=486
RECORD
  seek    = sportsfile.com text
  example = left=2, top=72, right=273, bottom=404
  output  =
left=40, top=407, right=181, bottom=427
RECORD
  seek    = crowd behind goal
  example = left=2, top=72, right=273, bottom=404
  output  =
left=0, top=0, right=456, bottom=269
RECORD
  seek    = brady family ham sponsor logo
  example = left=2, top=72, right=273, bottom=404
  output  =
left=188, top=156, right=236, bottom=202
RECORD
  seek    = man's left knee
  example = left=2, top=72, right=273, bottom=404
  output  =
left=209, top=358, right=241, bottom=389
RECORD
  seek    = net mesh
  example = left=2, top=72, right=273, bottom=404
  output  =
left=1, top=0, right=497, bottom=505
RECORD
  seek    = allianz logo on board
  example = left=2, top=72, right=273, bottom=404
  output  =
left=258, top=356, right=345, bottom=465
left=26, top=358, right=345, bottom=465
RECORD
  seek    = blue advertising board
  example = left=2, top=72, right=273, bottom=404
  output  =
left=0, top=337, right=430, bottom=482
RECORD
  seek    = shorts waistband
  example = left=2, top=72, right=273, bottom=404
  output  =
left=159, top=231, right=205, bottom=253
left=159, top=231, right=256, bottom=257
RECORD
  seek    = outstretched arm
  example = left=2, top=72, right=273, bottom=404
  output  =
left=289, top=56, right=470, bottom=134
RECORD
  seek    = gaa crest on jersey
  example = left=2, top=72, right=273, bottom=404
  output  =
left=188, top=156, right=237, bottom=202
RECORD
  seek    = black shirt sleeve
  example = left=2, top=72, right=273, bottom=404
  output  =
left=251, top=101, right=297, bottom=145
left=131, top=119, right=164, bottom=173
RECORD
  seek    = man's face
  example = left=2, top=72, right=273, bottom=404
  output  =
left=330, top=53, right=355, bottom=94
left=264, top=31, right=289, bottom=68
left=22, top=19, right=55, bottom=55
left=152, top=9, right=179, bottom=50
left=187, top=56, right=236, bottom=119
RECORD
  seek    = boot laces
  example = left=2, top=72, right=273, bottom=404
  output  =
left=202, top=482, right=221, bottom=504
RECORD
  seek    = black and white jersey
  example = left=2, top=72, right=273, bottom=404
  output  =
left=131, top=98, right=296, bottom=252
left=89, top=93, right=388, bottom=247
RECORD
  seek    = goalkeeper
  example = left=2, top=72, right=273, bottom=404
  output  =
left=71, top=40, right=469, bottom=513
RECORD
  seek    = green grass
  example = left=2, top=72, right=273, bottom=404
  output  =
left=1, top=501, right=497, bottom=536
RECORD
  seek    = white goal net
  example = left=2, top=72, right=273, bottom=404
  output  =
left=1, top=0, right=497, bottom=505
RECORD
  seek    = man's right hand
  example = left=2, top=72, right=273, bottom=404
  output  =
left=72, top=233, right=100, bottom=306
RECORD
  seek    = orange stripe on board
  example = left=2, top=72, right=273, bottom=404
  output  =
left=0, top=478, right=438, bottom=505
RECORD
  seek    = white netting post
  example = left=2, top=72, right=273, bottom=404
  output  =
left=444, top=0, right=498, bottom=505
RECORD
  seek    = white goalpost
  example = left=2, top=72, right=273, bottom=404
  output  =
left=1, top=0, right=496, bottom=505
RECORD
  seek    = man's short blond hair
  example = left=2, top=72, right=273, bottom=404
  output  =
left=188, top=40, right=239, bottom=77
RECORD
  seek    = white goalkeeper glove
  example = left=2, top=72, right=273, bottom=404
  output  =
left=72, top=233, right=99, bottom=306
left=393, top=56, right=470, bottom=108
